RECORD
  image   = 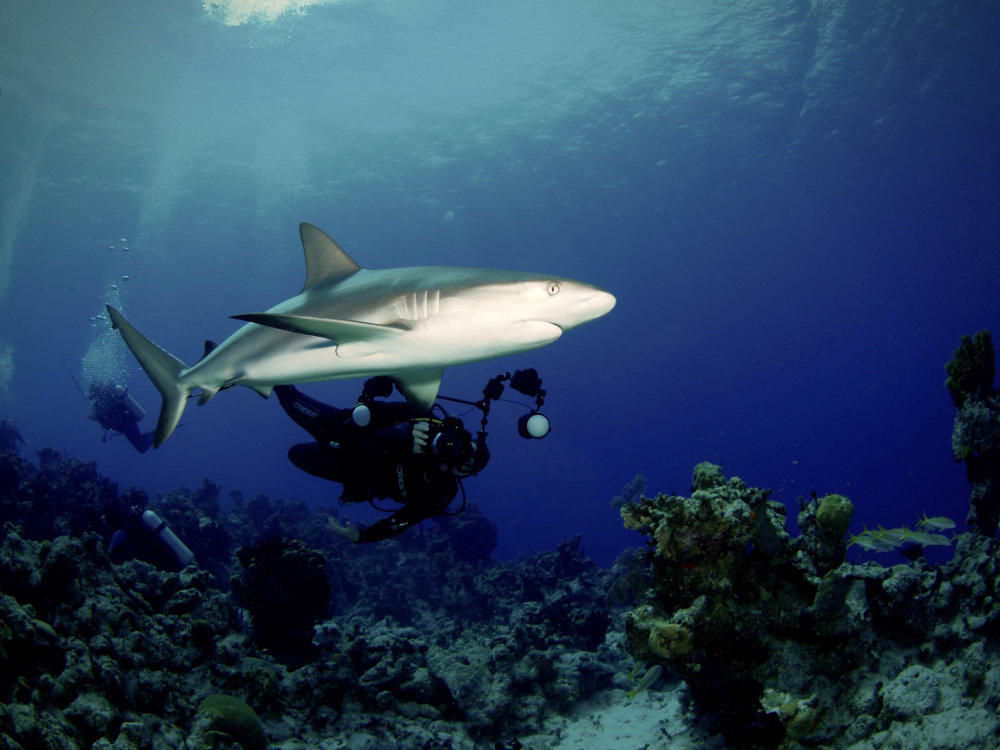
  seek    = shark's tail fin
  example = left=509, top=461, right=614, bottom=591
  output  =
left=106, top=306, right=190, bottom=448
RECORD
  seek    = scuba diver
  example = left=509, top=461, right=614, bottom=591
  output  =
left=0, top=417, right=25, bottom=454
left=87, top=380, right=155, bottom=453
left=103, top=497, right=195, bottom=571
left=275, top=369, right=550, bottom=543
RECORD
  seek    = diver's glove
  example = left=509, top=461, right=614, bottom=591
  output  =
left=411, top=420, right=431, bottom=454
left=328, top=517, right=360, bottom=543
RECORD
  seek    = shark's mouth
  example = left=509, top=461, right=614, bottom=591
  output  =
left=502, top=320, right=564, bottom=347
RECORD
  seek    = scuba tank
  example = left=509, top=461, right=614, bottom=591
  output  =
left=114, top=384, right=146, bottom=420
left=139, top=510, right=195, bottom=569
left=123, top=392, right=146, bottom=420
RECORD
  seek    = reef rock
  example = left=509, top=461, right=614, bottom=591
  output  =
left=617, top=456, right=1000, bottom=749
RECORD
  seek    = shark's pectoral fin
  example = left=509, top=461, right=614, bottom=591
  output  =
left=232, top=313, right=404, bottom=344
left=393, top=368, right=444, bottom=411
left=335, top=341, right=379, bottom=359
left=501, top=320, right=563, bottom=347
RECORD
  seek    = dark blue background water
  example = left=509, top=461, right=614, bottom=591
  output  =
left=2, top=0, right=997, bottom=566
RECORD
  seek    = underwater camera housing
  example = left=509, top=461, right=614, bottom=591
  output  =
left=426, top=415, right=473, bottom=461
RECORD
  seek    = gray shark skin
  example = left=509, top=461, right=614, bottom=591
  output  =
left=107, top=223, right=616, bottom=448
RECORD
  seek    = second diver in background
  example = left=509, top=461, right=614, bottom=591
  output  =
left=87, top=381, right=155, bottom=453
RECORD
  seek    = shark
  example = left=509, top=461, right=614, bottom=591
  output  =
left=108, top=223, right=616, bottom=447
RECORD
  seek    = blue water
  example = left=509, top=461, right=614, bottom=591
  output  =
left=1, top=0, right=997, bottom=566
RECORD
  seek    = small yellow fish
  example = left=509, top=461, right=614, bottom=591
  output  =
left=850, top=523, right=955, bottom=552
left=848, top=527, right=913, bottom=552
left=917, top=514, right=956, bottom=531
left=879, top=526, right=908, bottom=544
left=848, top=528, right=881, bottom=550
left=902, top=529, right=953, bottom=547
left=626, top=664, right=663, bottom=703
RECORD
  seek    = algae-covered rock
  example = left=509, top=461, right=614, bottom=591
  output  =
left=624, top=599, right=706, bottom=664
left=647, top=619, right=693, bottom=659
left=64, top=692, right=119, bottom=743
left=3, top=702, right=79, bottom=750
left=811, top=567, right=850, bottom=621
left=952, top=396, right=1000, bottom=461
left=426, top=635, right=513, bottom=731
left=815, top=494, right=854, bottom=538
left=880, top=664, right=939, bottom=719
left=796, top=492, right=854, bottom=574
left=231, top=536, right=331, bottom=665
left=691, top=461, right=726, bottom=491
left=761, top=688, right=819, bottom=742
left=947, top=331, right=1000, bottom=535
left=190, top=694, right=267, bottom=750
left=945, top=330, right=994, bottom=408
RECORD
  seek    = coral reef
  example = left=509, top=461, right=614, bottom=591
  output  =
left=1, top=331, right=999, bottom=748
left=947, top=329, right=1000, bottom=535
left=0, top=444, right=625, bottom=749
left=945, top=330, right=995, bottom=408
left=618, top=458, right=1000, bottom=748
left=231, top=534, right=332, bottom=665
left=190, top=693, right=267, bottom=750
left=946, top=331, right=1000, bottom=542
left=619, top=465, right=792, bottom=745
left=0, top=447, right=116, bottom=541
left=617, top=332, right=1000, bottom=749
left=2, top=436, right=997, bottom=749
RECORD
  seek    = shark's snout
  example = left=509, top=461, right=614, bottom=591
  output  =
left=553, top=285, right=616, bottom=331
left=588, top=288, right=617, bottom=318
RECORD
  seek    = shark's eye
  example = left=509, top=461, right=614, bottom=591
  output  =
left=546, top=282, right=561, bottom=296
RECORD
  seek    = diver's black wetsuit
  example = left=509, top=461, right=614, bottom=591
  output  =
left=88, top=382, right=154, bottom=453
left=275, top=385, right=482, bottom=542
left=108, top=406, right=154, bottom=453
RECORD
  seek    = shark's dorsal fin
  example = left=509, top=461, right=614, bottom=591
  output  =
left=299, top=223, right=362, bottom=292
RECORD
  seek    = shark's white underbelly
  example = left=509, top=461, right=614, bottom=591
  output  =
left=184, top=318, right=562, bottom=390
